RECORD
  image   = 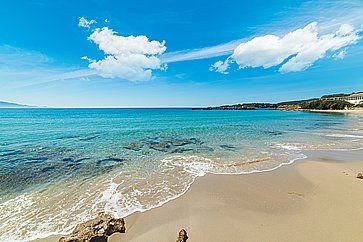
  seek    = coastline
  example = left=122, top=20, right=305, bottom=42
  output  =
left=302, top=108, right=363, bottom=114
left=36, top=149, right=363, bottom=242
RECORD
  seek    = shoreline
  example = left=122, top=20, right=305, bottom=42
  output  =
left=302, top=108, right=363, bottom=114
left=37, top=149, right=363, bottom=242
left=109, top=149, right=363, bottom=242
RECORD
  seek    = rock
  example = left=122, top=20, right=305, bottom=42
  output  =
left=176, top=229, right=188, bottom=242
left=357, top=173, right=363, bottom=179
left=59, top=213, right=125, bottom=242
left=123, top=142, right=143, bottom=151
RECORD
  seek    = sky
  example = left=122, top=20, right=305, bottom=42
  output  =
left=0, top=0, right=363, bottom=107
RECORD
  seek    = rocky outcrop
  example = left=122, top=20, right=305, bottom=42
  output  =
left=59, top=213, right=125, bottom=242
left=176, top=229, right=188, bottom=242
left=357, top=173, right=363, bottom=179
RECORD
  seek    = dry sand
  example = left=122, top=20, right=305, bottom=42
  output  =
left=306, top=108, right=363, bottom=115
left=108, top=150, right=363, bottom=242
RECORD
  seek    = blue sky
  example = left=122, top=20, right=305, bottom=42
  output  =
left=0, top=0, right=363, bottom=107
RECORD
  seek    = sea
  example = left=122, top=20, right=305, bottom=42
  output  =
left=0, top=108, right=362, bottom=241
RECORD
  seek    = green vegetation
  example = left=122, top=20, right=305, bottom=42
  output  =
left=320, top=93, right=350, bottom=99
left=194, top=92, right=363, bottom=111
left=299, top=100, right=352, bottom=110
left=240, top=103, right=276, bottom=109
left=277, top=98, right=318, bottom=106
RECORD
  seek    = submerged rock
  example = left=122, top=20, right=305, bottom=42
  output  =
left=123, top=142, right=144, bottom=151
left=124, top=137, right=204, bottom=153
left=357, top=173, right=363, bottom=179
left=79, top=135, right=98, bottom=141
left=176, top=229, right=188, bottom=242
left=97, top=157, right=125, bottom=167
left=219, top=144, right=236, bottom=150
left=59, top=213, right=125, bottom=242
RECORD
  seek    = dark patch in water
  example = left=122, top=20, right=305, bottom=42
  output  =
left=197, top=146, right=215, bottom=152
left=171, top=148, right=194, bottom=153
left=220, top=144, right=236, bottom=150
left=62, top=157, right=90, bottom=162
left=124, top=137, right=204, bottom=153
left=57, top=134, right=82, bottom=140
left=62, top=158, right=73, bottom=162
left=41, top=166, right=55, bottom=172
left=79, top=135, right=98, bottom=141
left=66, top=163, right=80, bottom=168
left=148, top=141, right=172, bottom=152
left=264, top=131, right=284, bottom=136
left=75, top=158, right=91, bottom=162
left=229, top=124, right=245, bottom=127
left=27, top=156, right=48, bottom=163
left=97, top=157, right=125, bottom=167
left=123, top=142, right=144, bottom=151
left=63, top=157, right=90, bottom=168
left=0, top=150, right=24, bottom=157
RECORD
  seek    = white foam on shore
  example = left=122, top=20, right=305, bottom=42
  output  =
left=325, top=133, right=363, bottom=138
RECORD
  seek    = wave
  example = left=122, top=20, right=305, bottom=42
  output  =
left=325, top=133, right=363, bottom=138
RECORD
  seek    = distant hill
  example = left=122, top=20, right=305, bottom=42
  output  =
left=0, top=101, right=33, bottom=108
left=321, top=92, right=363, bottom=99
left=276, top=98, right=318, bottom=106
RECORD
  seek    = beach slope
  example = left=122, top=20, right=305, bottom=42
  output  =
left=110, top=152, right=363, bottom=242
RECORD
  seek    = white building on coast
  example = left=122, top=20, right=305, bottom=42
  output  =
left=321, top=93, right=363, bottom=105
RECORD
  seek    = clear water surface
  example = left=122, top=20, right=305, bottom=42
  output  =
left=0, top=108, right=362, bottom=241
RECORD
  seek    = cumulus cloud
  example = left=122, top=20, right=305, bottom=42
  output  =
left=84, top=27, right=167, bottom=81
left=78, top=17, right=97, bottom=29
left=209, top=58, right=232, bottom=74
left=212, top=22, right=359, bottom=74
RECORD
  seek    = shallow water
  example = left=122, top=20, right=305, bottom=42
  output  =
left=0, top=108, right=362, bottom=241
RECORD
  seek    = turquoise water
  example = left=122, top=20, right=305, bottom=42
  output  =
left=0, top=108, right=362, bottom=241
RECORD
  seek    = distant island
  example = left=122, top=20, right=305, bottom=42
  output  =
left=194, top=92, right=363, bottom=111
left=0, top=100, right=33, bottom=108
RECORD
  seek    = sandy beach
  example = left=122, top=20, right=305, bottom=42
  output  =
left=305, top=108, right=363, bottom=114
left=35, top=150, right=363, bottom=242
left=104, top=150, right=363, bottom=242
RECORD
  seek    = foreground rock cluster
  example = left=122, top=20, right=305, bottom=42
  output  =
left=59, top=213, right=125, bottom=242
left=58, top=213, right=188, bottom=242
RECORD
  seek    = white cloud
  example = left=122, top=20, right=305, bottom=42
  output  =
left=85, top=27, right=167, bottom=81
left=162, top=40, right=242, bottom=63
left=212, top=22, right=359, bottom=74
left=78, top=17, right=97, bottom=29
left=333, top=50, right=346, bottom=60
left=163, top=0, right=363, bottom=65
left=279, top=23, right=358, bottom=73
left=209, top=58, right=231, bottom=74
